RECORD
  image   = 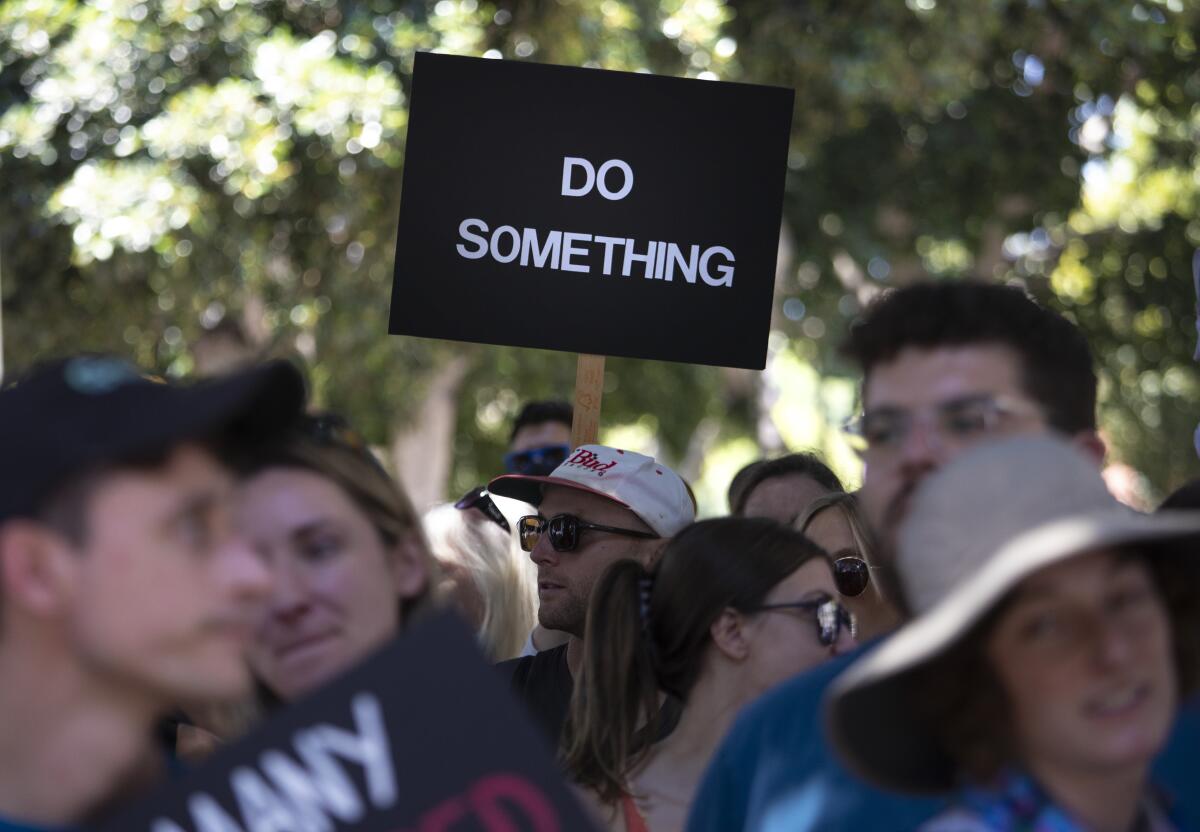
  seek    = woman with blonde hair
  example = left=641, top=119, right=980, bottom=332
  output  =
left=795, top=491, right=901, bottom=640
left=234, top=412, right=440, bottom=702
left=423, top=491, right=538, bottom=661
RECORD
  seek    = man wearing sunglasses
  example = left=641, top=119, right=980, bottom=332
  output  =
left=686, top=281, right=1144, bottom=832
left=490, top=444, right=695, bottom=744
left=503, top=400, right=574, bottom=477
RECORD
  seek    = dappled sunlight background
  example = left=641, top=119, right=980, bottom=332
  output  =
left=1, top=0, right=1198, bottom=510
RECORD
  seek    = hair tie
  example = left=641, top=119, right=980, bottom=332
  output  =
left=637, top=575, right=654, bottom=634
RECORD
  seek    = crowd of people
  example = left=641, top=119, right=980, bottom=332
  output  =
left=1, top=279, right=1198, bottom=832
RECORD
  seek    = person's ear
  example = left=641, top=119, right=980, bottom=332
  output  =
left=390, top=530, right=431, bottom=601
left=1071, top=430, right=1106, bottom=467
left=0, top=521, right=78, bottom=619
left=709, top=608, right=751, bottom=662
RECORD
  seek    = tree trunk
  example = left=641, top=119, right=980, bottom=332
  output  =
left=390, top=355, right=472, bottom=511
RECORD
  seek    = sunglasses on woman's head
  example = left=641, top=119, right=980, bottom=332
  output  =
left=517, top=513, right=658, bottom=553
left=299, top=412, right=390, bottom=476
left=455, top=486, right=510, bottom=534
left=746, top=596, right=857, bottom=647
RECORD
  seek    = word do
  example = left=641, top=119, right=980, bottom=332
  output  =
left=560, top=156, right=633, bottom=201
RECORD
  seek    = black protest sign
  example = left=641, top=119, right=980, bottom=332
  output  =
left=98, top=612, right=599, bottom=832
left=389, top=52, right=794, bottom=370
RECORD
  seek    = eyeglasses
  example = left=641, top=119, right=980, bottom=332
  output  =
left=504, top=444, right=571, bottom=476
left=746, top=597, right=857, bottom=647
left=834, top=556, right=870, bottom=597
left=517, top=513, right=659, bottom=553
left=455, top=486, right=511, bottom=534
left=842, top=394, right=1041, bottom=462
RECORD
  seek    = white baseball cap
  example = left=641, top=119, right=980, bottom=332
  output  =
left=488, top=444, right=695, bottom=537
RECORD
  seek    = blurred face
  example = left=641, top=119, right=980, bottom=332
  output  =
left=742, top=474, right=831, bottom=523
left=69, top=444, right=271, bottom=706
left=858, top=345, right=1047, bottom=549
left=987, top=550, right=1177, bottom=781
left=510, top=421, right=571, bottom=454
left=528, top=486, right=656, bottom=637
left=742, top=559, right=856, bottom=696
left=237, top=467, right=422, bottom=700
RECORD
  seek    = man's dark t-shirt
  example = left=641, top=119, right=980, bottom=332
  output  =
left=496, top=644, right=573, bottom=747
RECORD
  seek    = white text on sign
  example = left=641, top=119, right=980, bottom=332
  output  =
left=454, top=156, right=735, bottom=287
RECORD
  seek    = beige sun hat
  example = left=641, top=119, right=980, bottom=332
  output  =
left=824, top=434, right=1200, bottom=794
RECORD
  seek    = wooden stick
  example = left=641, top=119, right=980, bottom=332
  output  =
left=571, top=354, right=606, bottom=448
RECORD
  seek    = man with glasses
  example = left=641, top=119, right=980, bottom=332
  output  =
left=686, top=281, right=1113, bottom=831
left=0, top=355, right=304, bottom=831
left=490, top=444, right=695, bottom=744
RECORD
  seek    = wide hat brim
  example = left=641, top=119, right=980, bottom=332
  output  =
left=824, top=507, right=1200, bottom=794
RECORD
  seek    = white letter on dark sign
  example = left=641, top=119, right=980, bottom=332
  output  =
left=231, top=768, right=301, bottom=832
left=700, top=246, right=735, bottom=287
left=560, top=157, right=594, bottom=197
left=595, top=159, right=633, bottom=201
left=308, top=693, right=397, bottom=810
left=456, top=219, right=489, bottom=259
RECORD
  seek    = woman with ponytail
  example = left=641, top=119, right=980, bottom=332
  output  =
left=563, top=517, right=857, bottom=832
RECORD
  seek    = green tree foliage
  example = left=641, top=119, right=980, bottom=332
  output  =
left=1, top=0, right=1198, bottom=502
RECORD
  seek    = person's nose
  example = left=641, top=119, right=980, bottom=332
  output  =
left=219, top=534, right=273, bottom=606
left=529, top=531, right=559, bottom=568
left=897, top=413, right=945, bottom=469
left=892, top=415, right=951, bottom=494
left=1092, top=615, right=1136, bottom=670
left=265, top=555, right=314, bottom=624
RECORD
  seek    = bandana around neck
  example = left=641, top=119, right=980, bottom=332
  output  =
left=955, top=769, right=1181, bottom=832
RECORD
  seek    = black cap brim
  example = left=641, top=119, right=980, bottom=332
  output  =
left=24, top=361, right=305, bottom=521
left=111, top=360, right=308, bottom=456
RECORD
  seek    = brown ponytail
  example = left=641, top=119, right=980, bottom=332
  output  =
left=562, top=559, right=659, bottom=804
left=563, top=517, right=829, bottom=804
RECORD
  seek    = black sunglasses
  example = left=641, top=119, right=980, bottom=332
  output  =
left=504, top=444, right=571, bottom=476
left=746, top=597, right=857, bottom=647
left=833, top=556, right=871, bottom=598
left=455, top=486, right=511, bottom=534
left=517, top=513, right=658, bottom=553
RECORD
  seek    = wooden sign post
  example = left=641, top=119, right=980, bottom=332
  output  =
left=571, top=353, right=605, bottom=448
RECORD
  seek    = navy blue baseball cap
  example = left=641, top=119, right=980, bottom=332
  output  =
left=0, top=354, right=307, bottom=522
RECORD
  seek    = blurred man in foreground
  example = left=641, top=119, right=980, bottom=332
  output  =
left=0, top=355, right=303, bottom=830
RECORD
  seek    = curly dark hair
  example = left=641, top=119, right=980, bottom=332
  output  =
left=841, top=281, right=1097, bottom=435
